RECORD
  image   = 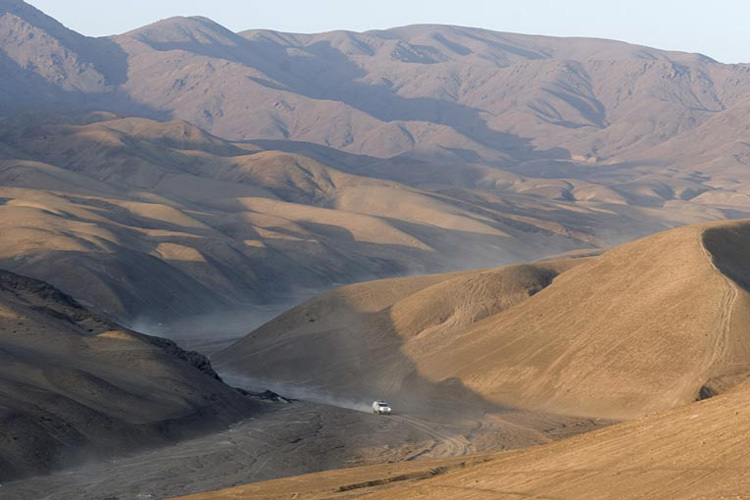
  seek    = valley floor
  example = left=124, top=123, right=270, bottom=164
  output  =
left=1, top=395, right=607, bottom=500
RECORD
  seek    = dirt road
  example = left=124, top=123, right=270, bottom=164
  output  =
left=391, top=415, right=470, bottom=458
left=2, top=395, right=606, bottom=500
left=0, top=400, right=455, bottom=500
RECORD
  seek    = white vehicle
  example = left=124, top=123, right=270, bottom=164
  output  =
left=372, top=400, right=392, bottom=415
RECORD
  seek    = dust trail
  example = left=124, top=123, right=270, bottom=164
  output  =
left=221, top=373, right=375, bottom=413
left=124, top=303, right=298, bottom=353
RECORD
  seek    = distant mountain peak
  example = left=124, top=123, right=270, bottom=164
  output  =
left=122, top=14, right=245, bottom=48
left=0, top=0, right=84, bottom=43
left=0, top=0, right=27, bottom=10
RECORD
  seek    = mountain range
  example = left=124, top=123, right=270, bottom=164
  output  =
left=5, top=0, right=750, bottom=495
left=3, top=0, right=750, bottom=324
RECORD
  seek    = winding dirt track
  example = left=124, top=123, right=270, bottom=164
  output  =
left=0, top=402, right=438, bottom=500
left=390, top=415, right=470, bottom=458
left=698, top=229, right=736, bottom=380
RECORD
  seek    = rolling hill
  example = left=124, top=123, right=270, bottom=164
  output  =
left=217, top=219, right=750, bottom=420
left=1, top=2, right=750, bottom=330
left=5, top=2, right=750, bottom=497
left=0, top=114, right=610, bottom=325
left=183, top=218, right=750, bottom=499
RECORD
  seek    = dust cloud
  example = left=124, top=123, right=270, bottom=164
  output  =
left=124, top=301, right=306, bottom=352
left=220, top=373, right=375, bottom=414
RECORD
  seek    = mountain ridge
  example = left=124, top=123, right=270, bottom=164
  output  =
left=2, top=1, right=745, bottom=160
left=3, top=1, right=750, bottom=327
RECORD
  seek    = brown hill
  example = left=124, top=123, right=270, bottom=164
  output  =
left=3, top=3, right=750, bottom=328
left=2, top=114, right=640, bottom=326
left=0, top=269, right=257, bottom=482
left=0, top=0, right=129, bottom=114
left=0, top=112, right=738, bottom=329
left=217, top=219, right=750, bottom=420
left=180, top=219, right=750, bottom=499
left=110, top=17, right=750, bottom=166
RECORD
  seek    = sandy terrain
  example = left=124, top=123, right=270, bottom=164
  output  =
left=180, top=380, right=750, bottom=500
left=3, top=204, right=748, bottom=499
left=0, top=261, right=611, bottom=498
left=5, top=3, right=750, bottom=498
left=174, top=219, right=750, bottom=499
left=220, top=219, right=750, bottom=420
left=1, top=399, right=437, bottom=500
left=0, top=111, right=720, bottom=333
left=0, top=114, right=613, bottom=326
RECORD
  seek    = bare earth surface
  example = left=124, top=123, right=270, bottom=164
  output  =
left=4, top=0, right=750, bottom=331
left=1, top=399, right=606, bottom=500
left=0, top=270, right=257, bottom=482
left=5, top=3, right=750, bottom=498
left=219, top=220, right=750, bottom=420
left=179, top=383, right=750, bottom=500
left=175, top=219, right=750, bottom=499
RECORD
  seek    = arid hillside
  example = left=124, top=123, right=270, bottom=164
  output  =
left=0, top=114, right=615, bottom=324
left=3, top=0, right=750, bottom=174
left=218, top=219, right=750, bottom=420
left=4, top=2, right=750, bottom=498
left=1, top=2, right=750, bottom=329
left=181, top=219, right=750, bottom=499
left=0, top=113, right=722, bottom=328
left=0, top=269, right=257, bottom=482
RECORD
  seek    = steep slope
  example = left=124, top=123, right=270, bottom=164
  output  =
left=233, top=26, right=729, bottom=158
left=0, top=269, right=257, bottom=481
left=109, top=19, right=750, bottom=181
left=0, top=0, right=129, bottom=113
left=183, top=220, right=750, bottom=499
left=218, top=220, right=750, bottom=420
left=111, top=18, right=740, bottom=159
left=1, top=5, right=748, bottom=229
left=0, top=113, right=738, bottom=328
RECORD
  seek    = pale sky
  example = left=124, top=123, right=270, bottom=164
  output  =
left=25, top=0, right=750, bottom=63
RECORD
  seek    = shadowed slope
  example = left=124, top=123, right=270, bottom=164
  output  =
left=0, top=269, right=257, bottom=482
left=2, top=3, right=750, bottom=240
left=214, top=261, right=582, bottom=415
left=0, top=113, right=737, bottom=333
left=5, top=2, right=750, bottom=183
left=0, top=115, right=618, bottom=324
